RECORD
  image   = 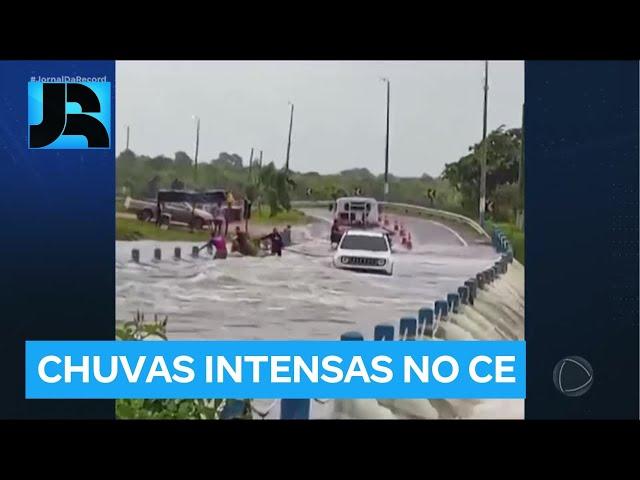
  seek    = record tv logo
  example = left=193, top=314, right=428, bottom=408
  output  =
left=28, top=81, right=111, bottom=149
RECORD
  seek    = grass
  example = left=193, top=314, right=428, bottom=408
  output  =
left=116, top=206, right=308, bottom=242
left=491, top=221, right=525, bottom=264
left=116, top=217, right=210, bottom=242
left=116, top=197, right=127, bottom=213
left=249, top=206, right=307, bottom=225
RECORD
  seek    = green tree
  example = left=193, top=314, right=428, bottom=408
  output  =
left=492, top=182, right=522, bottom=222
left=442, top=126, right=522, bottom=216
left=174, top=151, right=193, bottom=168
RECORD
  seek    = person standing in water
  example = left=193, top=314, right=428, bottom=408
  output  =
left=261, top=228, right=284, bottom=257
left=281, top=225, right=292, bottom=247
left=212, top=233, right=227, bottom=259
left=330, top=220, right=342, bottom=248
left=200, top=231, right=228, bottom=259
left=231, top=226, right=257, bottom=256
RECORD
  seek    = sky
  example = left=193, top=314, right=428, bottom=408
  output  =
left=116, top=61, right=523, bottom=178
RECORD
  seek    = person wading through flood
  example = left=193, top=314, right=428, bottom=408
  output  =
left=261, top=228, right=284, bottom=257
left=199, top=230, right=228, bottom=259
left=231, top=226, right=256, bottom=256
left=330, top=219, right=342, bottom=248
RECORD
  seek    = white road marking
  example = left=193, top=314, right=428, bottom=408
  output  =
left=427, top=220, right=468, bottom=247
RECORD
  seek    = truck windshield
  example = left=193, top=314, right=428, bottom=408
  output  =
left=340, top=235, right=388, bottom=251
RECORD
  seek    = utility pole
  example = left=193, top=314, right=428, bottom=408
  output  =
left=193, top=116, right=200, bottom=184
left=479, top=61, right=489, bottom=228
left=248, top=147, right=254, bottom=181
left=285, top=102, right=294, bottom=172
left=125, top=125, right=130, bottom=151
left=518, top=102, right=525, bottom=230
left=381, top=78, right=391, bottom=201
left=259, top=150, right=263, bottom=168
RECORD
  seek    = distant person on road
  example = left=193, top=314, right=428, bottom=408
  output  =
left=155, top=201, right=162, bottom=226
left=281, top=225, right=292, bottom=247
left=330, top=220, right=342, bottom=248
left=210, top=203, right=224, bottom=236
left=226, top=191, right=235, bottom=209
left=261, top=228, right=284, bottom=257
left=224, top=192, right=235, bottom=236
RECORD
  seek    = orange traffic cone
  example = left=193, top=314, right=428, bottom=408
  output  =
left=383, top=215, right=389, bottom=226
left=394, top=220, right=399, bottom=232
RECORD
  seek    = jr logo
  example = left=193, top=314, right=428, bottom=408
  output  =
left=28, top=82, right=111, bottom=149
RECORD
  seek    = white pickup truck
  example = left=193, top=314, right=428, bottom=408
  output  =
left=124, top=197, right=213, bottom=230
left=333, top=229, right=394, bottom=276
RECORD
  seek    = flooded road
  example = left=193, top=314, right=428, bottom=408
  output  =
left=116, top=209, right=525, bottom=419
left=116, top=209, right=501, bottom=340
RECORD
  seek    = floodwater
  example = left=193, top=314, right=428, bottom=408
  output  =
left=117, top=210, right=503, bottom=340
left=115, top=209, right=525, bottom=419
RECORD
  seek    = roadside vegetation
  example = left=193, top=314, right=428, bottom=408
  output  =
left=115, top=197, right=127, bottom=213
left=116, top=126, right=523, bottom=227
left=249, top=205, right=306, bottom=225
left=490, top=221, right=524, bottom=264
left=116, top=217, right=210, bottom=242
left=116, top=207, right=307, bottom=242
left=116, top=312, right=253, bottom=420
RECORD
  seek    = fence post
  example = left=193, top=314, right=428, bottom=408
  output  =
left=280, top=399, right=311, bottom=420
left=399, top=317, right=417, bottom=340
left=374, top=324, right=395, bottom=341
left=418, top=308, right=434, bottom=337
left=340, top=331, right=364, bottom=341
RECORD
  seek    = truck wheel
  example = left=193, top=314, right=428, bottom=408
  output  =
left=140, top=209, right=153, bottom=222
left=191, top=217, right=204, bottom=231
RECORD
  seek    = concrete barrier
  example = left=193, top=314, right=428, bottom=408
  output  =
left=465, top=279, right=477, bottom=301
left=418, top=308, right=434, bottom=336
left=434, top=300, right=449, bottom=320
left=399, top=317, right=417, bottom=340
left=340, top=331, right=364, bottom=341
left=458, top=286, right=469, bottom=305
left=374, top=323, right=395, bottom=341
left=280, top=399, right=311, bottom=420
left=447, top=293, right=460, bottom=314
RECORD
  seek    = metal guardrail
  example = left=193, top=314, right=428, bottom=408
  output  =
left=291, top=200, right=489, bottom=239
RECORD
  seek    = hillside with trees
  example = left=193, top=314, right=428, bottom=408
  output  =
left=116, top=125, right=523, bottom=222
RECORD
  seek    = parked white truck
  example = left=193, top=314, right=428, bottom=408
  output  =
left=124, top=196, right=213, bottom=230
